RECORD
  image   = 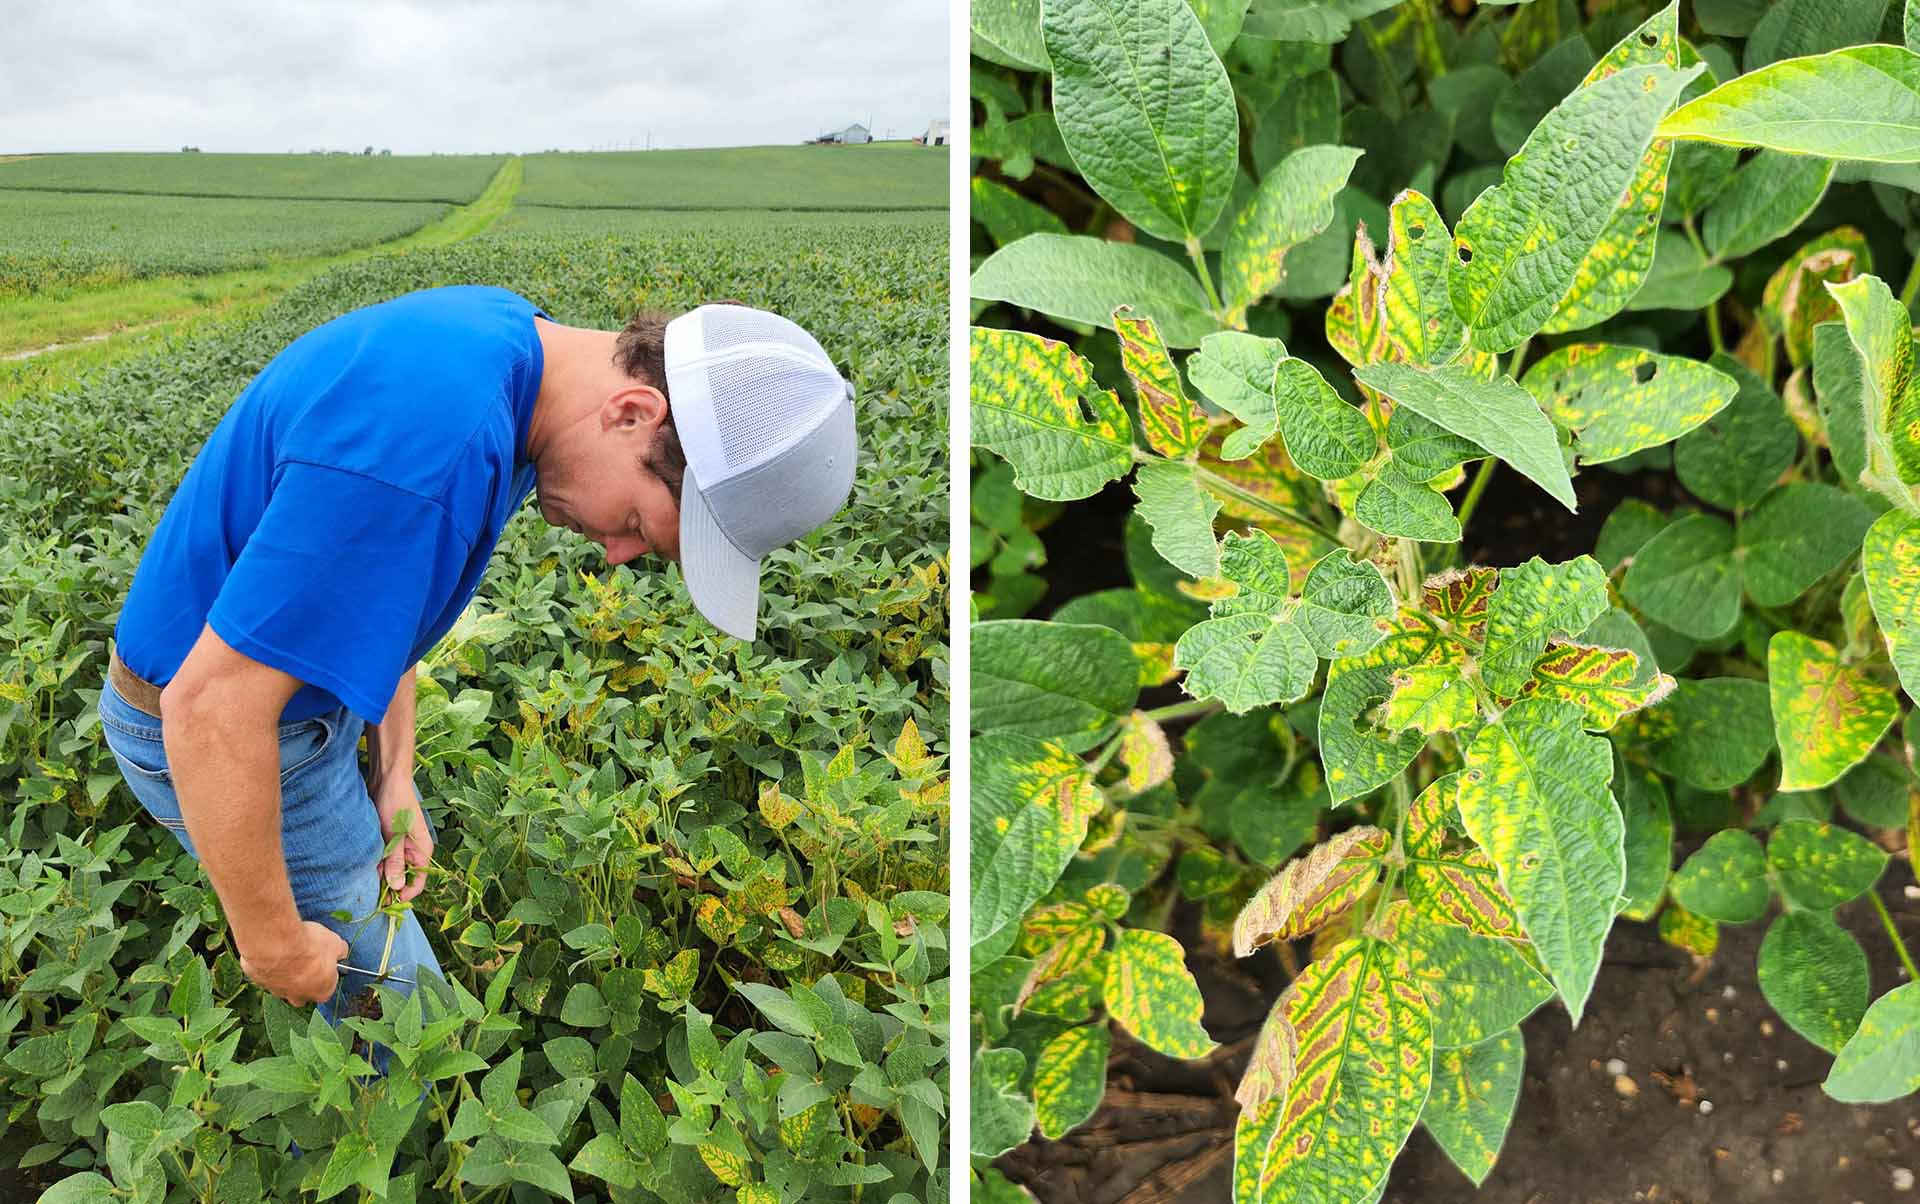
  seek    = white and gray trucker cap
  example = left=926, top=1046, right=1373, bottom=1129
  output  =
left=663, top=303, right=858, bottom=640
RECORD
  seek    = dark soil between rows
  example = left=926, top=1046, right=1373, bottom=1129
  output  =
left=996, top=868, right=1920, bottom=1204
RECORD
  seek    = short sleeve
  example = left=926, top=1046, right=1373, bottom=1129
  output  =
left=207, top=461, right=471, bottom=724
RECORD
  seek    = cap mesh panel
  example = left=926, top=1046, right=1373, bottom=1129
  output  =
left=707, top=354, right=844, bottom=468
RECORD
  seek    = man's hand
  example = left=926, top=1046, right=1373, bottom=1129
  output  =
left=374, top=782, right=433, bottom=902
left=240, top=920, right=350, bottom=1007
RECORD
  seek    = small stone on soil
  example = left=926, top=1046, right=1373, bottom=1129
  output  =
left=1904, top=884, right=1920, bottom=900
left=1722, top=985, right=1737, bottom=1000
left=1771, top=1168, right=1785, bottom=1184
left=1607, top=1057, right=1628, bottom=1076
left=1777, top=1059, right=1788, bottom=1071
left=1896, top=1167, right=1915, bottom=1192
left=1705, top=1007, right=1720, bottom=1023
left=1761, top=1020, right=1775, bottom=1037
left=1699, top=1100, right=1715, bottom=1115
left=1615, top=1075, right=1639, bottom=1099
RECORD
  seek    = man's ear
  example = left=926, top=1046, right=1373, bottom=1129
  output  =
left=603, top=383, right=668, bottom=434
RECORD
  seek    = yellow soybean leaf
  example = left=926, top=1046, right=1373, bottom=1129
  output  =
left=970, top=326, right=1135, bottom=501
left=1231, top=826, right=1390, bottom=956
left=1520, top=642, right=1676, bottom=731
left=1104, top=929, right=1216, bottom=1059
left=1116, top=305, right=1208, bottom=458
left=1768, top=631, right=1899, bottom=791
left=1404, top=775, right=1528, bottom=943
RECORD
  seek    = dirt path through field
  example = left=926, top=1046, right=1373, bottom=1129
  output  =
left=0, top=156, right=523, bottom=363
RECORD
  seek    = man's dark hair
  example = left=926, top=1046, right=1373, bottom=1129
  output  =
left=612, top=301, right=749, bottom=505
left=613, top=310, right=685, bottom=502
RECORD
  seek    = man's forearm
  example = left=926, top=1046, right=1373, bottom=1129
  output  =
left=367, top=664, right=417, bottom=795
left=160, top=689, right=301, bottom=957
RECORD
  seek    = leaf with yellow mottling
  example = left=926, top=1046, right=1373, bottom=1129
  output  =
left=1381, top=901, right=1552, bottom=1050
left=1520, top=642, right=1675, bottom=731
left=1423, top=567, right=1499, bottom=642
left=1479, top=556, right=1612, bottom=699
left=1015, top=926, right=1107, bottom=1014
left=1762, top=227, right=1870, bottom=368
left=1221, top=144, right=1364, bottom=324
left=699, top=1143, right=750, bottom=1187
left=1231, top=826, right=1389, bottom=956
left=1769, top=631, right=1899, bottom=791
left=1539, top=5, right=1685, bottom=336
left=1420, top=1030, right=1525, bottom=1187
left=1828, top=274, right=1920, bottom=489
left=1235, top=1003, right=1299, bottom=1111
left=1768, top=819, right=1889, bottom=912
left=1825, top=982, right=1920, bottom=1103
left=1086, top=882, right=1131, bottom=919
left=972, top=732, right=1106, bottom=953
left=1105, top=929, right=1216, bottom=1059
left=1405, top=776, right=1528, bottom=942
left=1118, top=710, right=1175, bottom=793
left=1458, top=698, right=1623, bottom=1024
left=1325, top=222, right=1390, bottom=372
left=970, top=326, right=1134, bottom=501
left=1116, top=305, right=1208, bottom=457
left=1864, top=510, right=1920, bottom=703
left=1380, top=189, right=1470, bottom=367
left=1658, top=902, right=1719, bottom=958
left=1521, top=344, right=1737, bottom=465
left=1384, top=662, right=1478, bottom=735
left=1320, top=608, right=1458, bottom=804
left=1032, top=1024, right=1112, bottom=1139
left=1231, top=937, right=1432, bottom=1204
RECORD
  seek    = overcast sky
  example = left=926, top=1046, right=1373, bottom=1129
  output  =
left=2, top=1, right=951, bottom=154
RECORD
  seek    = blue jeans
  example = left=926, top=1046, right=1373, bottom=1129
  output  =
left=97, top=674, right=446, bottom=1080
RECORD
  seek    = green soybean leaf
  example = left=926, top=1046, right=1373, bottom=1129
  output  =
left=972, top=1048, right=1037, bottom=1157
left=1826, top=982, right=1920, bottom=1102
left=1829, top=273, right=1920, bottom=488
left=1621, top=513, right=1741, bottom=640
left=1272, top=356, right=1376, bottom=479
left=1032, top=1024, right=1110, bottom=1139
left=1596, top=499, right=1669, bottom=570
left=1767, top=819, right=1890, bottom=910
left=1702, top=150, right=1834, bottom=260
left=1672, top=353, right=1799, bottom=511
left=1385, top=407, right=1482, bottom=478
left=1221, top=144, right=1364, bottom=322
left=1190, top=330, right=1289, bottom=459
left=1910, top=0, right=1920, bottom=53
left=1115, top=306, right=1209, bottom=457
left=1457, top=698, right=1622, bottom=1024
left=1355, top=460, right=1463, bottom=543
left=1479, top=556, right=1611, bottom=698
left=1106, top=929, right=1216, bottom=1058
left=971, top=733, right=1105, bottom=953
left=1815, top=320, right=1872, bottom=489
left=1669, top=829, right=1768, bottom=923
left=1353, top=361, right=1576, bottom=511
left=1617, top=760, right=1674, bottom=921
left=1646, top=677, right=1776, bottom=789
left=972, top=0, right=1047, bottom=69
left=1492, top=35, right=1600, bottom=157
left=1521, top=345, right=1737, bottom=465
left=1627, top=229, right=1734, bottom=311
left=1233, top=938, right=1432, bottom=1204
left=1321, top=610, right=1452, bottom=803
left=1865, top=510, right=1920, bottom=701
left=1759, top=910, right=1869, bottom=1054
left=1768, top=632, right=1899, bottom=791
left=1174, top=530, right=1327, bottom=712
left=1660, top=46, right=1920, bottom=163
left=1745, top=0, right=1889, bottom=71
left=1294, top=548, right=1395, bottom=657
left=1386, top=902, right=1553, bottom=1049
left=1835, top=753, right=1912, bottom=828
left=1449, top=63, right=1702, bottom=353
left=970, top=326, right=1135, bottom=502
left=1132, top=459, right=1223, bottom=579
left=1043, top=0, right=1238, bottom=243
left=1421, top=1030, right=1525, bottom=1187
left=1763, top=227, right=1871, bottom=370
left=972, top=619, right=1141, bottom=748
left=1739, top=484, right=1876, bottom=607
left=971, top=235, right=1220, bottom=348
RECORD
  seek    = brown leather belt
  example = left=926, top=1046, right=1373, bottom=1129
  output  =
left=109, top=650, right=165, bottom=718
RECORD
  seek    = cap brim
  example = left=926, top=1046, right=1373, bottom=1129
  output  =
left=679, top=472, right=761, bottom=640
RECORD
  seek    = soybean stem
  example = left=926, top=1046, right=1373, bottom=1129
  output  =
left=1192, top=464, right=1343, bottom=543
left=1143, top=699, right=1223, bottom=724
left=1871, top=890, right=1920, bottom=983
left=1455, top=457, right=1498, bottom=535
left=1186, top=237, right=1226, bottom=319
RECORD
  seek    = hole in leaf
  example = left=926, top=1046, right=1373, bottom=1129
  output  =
left=1408, top=222, right=1427, bottom=241
left=1076, top=395, right=1097, bottom=425
left=1640, top=30, right=1658, bottom=46
left=1457, top=243, right=1473, bottom=265
left=1634, top=360, right=1656, bottom=384
left=1519, top=852, right=1543, bottom=872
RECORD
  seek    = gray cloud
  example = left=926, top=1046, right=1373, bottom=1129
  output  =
left=1, top=1, right=950, bottom=153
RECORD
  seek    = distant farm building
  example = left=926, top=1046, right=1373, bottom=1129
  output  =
left=921, top=120, right=950, bottom=146
left=812, top=123, right=872, bottom=145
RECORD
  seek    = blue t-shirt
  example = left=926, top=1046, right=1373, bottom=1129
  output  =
left=115, top=285, right=548, bottom=724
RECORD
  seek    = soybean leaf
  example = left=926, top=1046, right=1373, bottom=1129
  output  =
left=1739, top=484, right=1876, bottom=607
left=1105, top=929, right=1216, bottom=1057
left=1814, top=320, right=1871, bottom=489
left=1669, top=829, right=1769, bottom=923
left=1744, top=0, right=1890, bottom=71
left=972, top=619, right=1141, bottom=747
left=1522, top=643, right=1675, bottom=732
left=1272, top=356, right=1376, bottom=479
left=1826, top=983, right=1920, bottom=1103
left=1645, top=677, right=1777, bottom=790
left=1031, top=1024, right=1110, bottom=1139
left=971, top=235, right=1219, bottom=347
left=1864, top=509, right=1920, bottom=701
left=1661, top=46, right=1920, bottom=163
left=1221, top=144, right=1364, bottom=322
left=1479, top=556, right=1611, bottom=698
left=1759, top=910, right=1869, bottom=1054
left=1457, top=697, right=1622, bottom=1024
left=1386, top=902, right=1553, bottom=1049
left=1232, top=826, right=1389, bottom=954
left=1294, top=548, right=1395, bottom=656
left=1701, top=150, right=1834, bottom=261
left=1762, top=227, right=1870, bottom=369
left=972, top=1048, right=1037, bottom=1157
left=1043, top=0, right=1239, bottom=243
left=971, top=733, right=1105, bottom=953
left=1353, top=362, right=1576, bottom=511
left=1621, top=513, right=1741, bottom=640
left=1521, top=345, right=1737, bottom=465
left=1829, top=273, right=1920, bottom=488
left=1672, top=353, right=1799, bottom=511
left=972, top=0, right=1047, bottom=69
left=1617, top=760, right=1674, bottom=921
left=1355, top=459, right=1462, bottom=543
left=1238, top=0, right=1402, bottom=44
left=1767, top=819, right=1890, bottom=909
left=1189, top=330, right=1289, bottom=459
left=1449, top=63, right=1701, bottom=353
left=1232, top=938, right=1431, bottom=1204
left=1131, top=459, right=1222, bottom=579
left=1769, top=632, right=1898, bottom=792
left=1115, top=306, right=1208, bottom=457
left=1384, top=663, right=1479, bottom=735
left=1421, top=1030, right=1525, bottom=1187
left=1404, top=774, right=1528, bottom=942
left=1372, top=189, right=1471, bottom=367
left=1320, top=610, right=1451, bottom=803
left=1629, top=228, right=1734, bottom=313
left=970, top=326, right=1135, bottom=501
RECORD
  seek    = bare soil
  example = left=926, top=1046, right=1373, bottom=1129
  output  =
left=997, top=869, right=1920, bottom=1204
